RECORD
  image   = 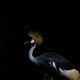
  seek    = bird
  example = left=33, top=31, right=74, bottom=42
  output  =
left=24, top=31, right=80, bottom=80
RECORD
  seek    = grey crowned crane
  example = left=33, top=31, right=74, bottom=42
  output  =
left=24, top=31, right=80, bottom=80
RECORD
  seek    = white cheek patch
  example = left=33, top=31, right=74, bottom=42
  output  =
left=30, top=39, right=35, bottom=44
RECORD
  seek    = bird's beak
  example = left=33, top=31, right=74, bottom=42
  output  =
left=24, top=41, right=29, bottom=45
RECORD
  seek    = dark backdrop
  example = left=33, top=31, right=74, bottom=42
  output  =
left=0, top=7, right=80, bottom=80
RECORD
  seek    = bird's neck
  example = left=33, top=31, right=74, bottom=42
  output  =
left=29, top=44, right=37, bottom=63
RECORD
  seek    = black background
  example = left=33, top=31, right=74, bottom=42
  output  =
left=0, top=6, right=80, bottom=80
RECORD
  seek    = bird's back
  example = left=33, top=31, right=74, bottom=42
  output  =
left=36, top=52, right=75, bottom=74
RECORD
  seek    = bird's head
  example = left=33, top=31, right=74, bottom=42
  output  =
left=24, top=31, right=43, bottom=46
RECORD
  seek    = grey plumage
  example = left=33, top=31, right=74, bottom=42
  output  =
left=25, top=31, right=80, bottom=80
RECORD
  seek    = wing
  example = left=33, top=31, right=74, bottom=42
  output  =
left=36, top=52, right=74, bottom=71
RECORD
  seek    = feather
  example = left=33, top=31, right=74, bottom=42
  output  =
left=36, top=52, right=74, bottom=70
left=59, top=68, right=80, bottom=80
left=28, top=31, right=43, bottom=45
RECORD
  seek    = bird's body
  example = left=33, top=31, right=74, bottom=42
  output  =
left=25, top=31, right=80, bottom=80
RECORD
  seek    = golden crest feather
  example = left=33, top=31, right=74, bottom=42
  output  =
left=28, top=31, right=43, bottom=45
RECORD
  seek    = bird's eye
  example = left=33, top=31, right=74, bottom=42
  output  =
left=30, top=39, right=35, bottom=44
